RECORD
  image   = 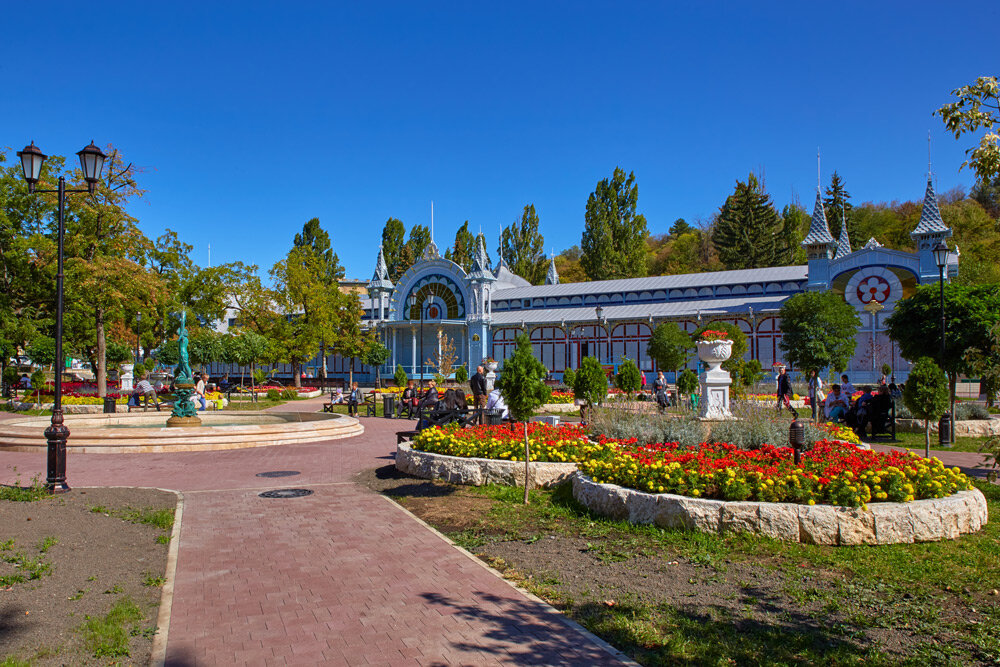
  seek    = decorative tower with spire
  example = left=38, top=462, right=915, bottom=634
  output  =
left=910, top=174, right=953, bottom=281
left=801, top=189, right=838, bottom=290
left=367, top=245, right=394, bottom=323
left=465, top=235, right=496, bottom=367
left=545, top=252, right=560, bottom=285
left=833, top=208, right=852, bottom=260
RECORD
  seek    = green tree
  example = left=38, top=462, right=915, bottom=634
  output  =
left=573, top=356, right=609, bottom=411
left=970, top=175, right=1000, bottom=219
left=677, top=368, right=699, bottom=398
left=964, top=321, right=1000, bottom=408
left=361, top=339, right=391, bottom=388
left=614, top=358, right=641, bottom=396
left=580, top=167, right=649, bottom=280
left=562, top=366, right=576, bottom=389
left=886, top=282, right=1000, bottom=425
left=647, top=322, right=694, bottom=379
left=188, top=329, right=226, bottom=372
left=269, top=247, right=333, bottom=387
left=903, top=357, right=951, bottom=456
left=445, top=221, right=476, bottom=271
left=669, top=218, right=693, bottom=237
left=26, top=336, right=57, bottom=369
left=495, top=333, right=551, bottom=504
left=823, top=171, right=855, bottom=244
left=501, top=204, right=546, bottom=284
left=381, top=217, right=407, bottom=281
left=711, top=173, right=789, bottom=270
left=936, top=76, right=1000, bottom=182
left=293, top=218, right=345, bottom=285
left=225, top=330, right=271, bottom=398
left=104, top=339, right=133, bottom=372
left=781, top=203, right=810, bottom=264
left=328, top=292, right=369, bottom=387
left=394, top=363, right=408, bottom=388
left=401, top=224, right=431, bottom=273
left=778, top=291, right=862, bottom=374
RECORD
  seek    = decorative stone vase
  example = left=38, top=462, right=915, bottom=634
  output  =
left=486, top=361, right=499, bottom=372
left=119, top=363, right=135, bottom=392
left=695, top=340, right=734, bottom=420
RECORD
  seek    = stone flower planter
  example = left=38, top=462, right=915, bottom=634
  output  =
left=696, top=339, right=733, bottom=369
left=395, top=441, right=578, bottom=488
left=572, top=472, right=987, bottom=546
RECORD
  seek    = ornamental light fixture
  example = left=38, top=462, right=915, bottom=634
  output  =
left=76, top=141, right=107, bottom=192
left=17, top=142, right=47, bottom=192
left=932, top=241, right=949, bottom=270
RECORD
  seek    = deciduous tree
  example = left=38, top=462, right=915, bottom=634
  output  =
left=501, top=204, right=546, bottom=284
left=381, top=217, right=407, bottom=281
left=778, top=291, right=861, bottom=374
left=647, top=322, right=694, bottom=379
left=903, top=357, right=950, bottom=456
left=580, top=167, right=649, bottom=280
left=936, top=76, right=1000, bottom=183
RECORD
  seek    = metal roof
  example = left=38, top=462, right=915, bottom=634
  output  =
left=801, top=189, right=836, bottom=247
left=491, top=265, right=806, bottom=300
left=491, top=294, right=792, bottom=325
left=911, top=177, right=953, bottom=239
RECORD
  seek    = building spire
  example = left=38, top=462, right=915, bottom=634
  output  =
left=802, top=188, right=836, bottom=248
left=467, top=234, right=495, bottom=282
left=910, top=173, right=951, bottom=239
left=834, top=207, right=852, bottom=259
left=368, top=244, right=394, bottom=291
left=545, top=251, right=560, bottom=285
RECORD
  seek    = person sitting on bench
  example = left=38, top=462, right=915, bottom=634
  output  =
left=416, top=380, right=439, bottom=428
left=440, top=388, right=467, bottom=411
left=346, top=382, right=360, bottom=416
left=853, top=386, right=876, bottom=437
left=397, top=380, right=417, bottom=417
left=823, top=384, right=849, bottom=422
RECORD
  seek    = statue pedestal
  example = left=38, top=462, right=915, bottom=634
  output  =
left=167, top=382, right=202, bottom=428
left=120, top=364, right=134, bottom=392
left=696, top=339, right=735, bottom=420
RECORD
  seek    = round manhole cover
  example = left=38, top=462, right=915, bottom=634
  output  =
left=256, top=471, right=301, bottom=478
left=258, top=488, right=313, bottom=499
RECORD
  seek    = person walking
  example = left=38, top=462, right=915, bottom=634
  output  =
left=652, top=371, right=669, bottom=409
left=470, top=365, right=488, bottom=423
left=775, top=365, right=793, bottom=414
left=807, top=370, right=824, bottom=422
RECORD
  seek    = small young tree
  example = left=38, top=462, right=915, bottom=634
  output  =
left=361, top=339, right=391, bottom=388
left=903, top=357, right=951, bottom=457
left=105, top=340, right=133, bottom=375
left=562, top=367, right=576, bottom=390
left=495, top=333, right=551, bottom=504
left=454, top=364, right=469, bottom=384
left=227, top=330, right=271, bottom=401
left=574, top=356, right=609, bottom=418
left=27, top=336, right=57, bottom=370
left=393, top=364, right=408, bottom=388
left=881, top=362, right=892, bottom=379
left=427, top=332, right=458, bottom=380
left=614, top=357, right=641, bottom=396
left=647, top=322, right=694, bottom=381
left=677, top=369, right=699, bottom=409
left=30, top=368, right=47, bottom=405
left=779, top=291, right=861, bottom=375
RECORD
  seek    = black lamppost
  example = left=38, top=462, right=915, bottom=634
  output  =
left=933, top=241, right=952, bottom=445
left=17, top=141, right=107, bottom=491
left=409, top=293, right=426, bottom=391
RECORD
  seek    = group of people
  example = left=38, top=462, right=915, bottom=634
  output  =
left=783, top=368, right=900, bottom=437
left=394, top=365, right=508, bottom=425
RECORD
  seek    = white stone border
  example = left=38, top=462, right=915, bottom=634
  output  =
left=571, top=472, right=988, bottom=545
left=896, top=418, right=1000, bottom=437
left=396, top=441, right=578, bottom=488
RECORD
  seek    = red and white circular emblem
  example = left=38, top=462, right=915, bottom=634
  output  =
left=856, top=276, right=890, bottom=304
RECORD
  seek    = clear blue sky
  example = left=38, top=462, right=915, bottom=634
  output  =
left=4, top=1, right=997, bottom=280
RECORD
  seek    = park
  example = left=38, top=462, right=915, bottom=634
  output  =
left=2, top=7, right=1000, bottom=666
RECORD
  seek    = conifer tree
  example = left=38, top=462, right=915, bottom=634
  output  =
left=501, top=204, right=546, bottom=284
left=580, top=167, right=649, bottom=280
left=823, top=172, right=855, bottom=245
left=711, top=173, right=786, bottom=270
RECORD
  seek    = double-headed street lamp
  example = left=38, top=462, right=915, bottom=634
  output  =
left=408, top=293, right=430, bottom=391
left=17, top=141, right=107, bottom=491
left=933, top=241, right=952, bottom=445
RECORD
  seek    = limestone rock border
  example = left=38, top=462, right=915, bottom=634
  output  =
left=571, top=472, right=988, bottom=545
left=896, top=418, right=1000, bottom=437
left=396, top=441, right=578, bottom=488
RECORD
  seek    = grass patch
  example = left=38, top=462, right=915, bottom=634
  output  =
left=0, top=470, right=48, bottom=502
left=0, top=657, right=33, bottom=667
left=875, top=430, right=993, bottom=454
left=89, top=504, right=174, bottom=532
left=142, top=572, right=165, bottom=587
left=78, top=597, right=145, bottom=658
left=0, top=539, right=53, bottom=587
left=155, top=534, right=170, bottom=545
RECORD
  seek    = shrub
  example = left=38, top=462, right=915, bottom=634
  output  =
left=562, top=367, right=576, bottom=390
left=614, top=358, right=642, bottom=394
left=903, top=357, right=950, bottom=455
left=454, top=364, right=468, bottom=384
left=574, top=357, right=608, bottom=408
left=955, top=402, right=991, bottom=420
left=677, top=369, right=699, bottom=395
left=394, top=364, right=408, bottom=388
left=266, top=388, right=281, bottom=400
left=881, top=362, right=892, bottom=378
left=280, top=388, right=297, bottom=400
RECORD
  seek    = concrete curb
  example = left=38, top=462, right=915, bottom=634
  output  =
left=396, top=441, right=578, bottom=488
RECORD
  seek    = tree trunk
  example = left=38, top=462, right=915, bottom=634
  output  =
left=523, top=420, right=531, bottom=505
left=348, top=361, right=354, bottom=388
left=924, top=420, right=930, bottom=459
left=292, top=361, right=301, bottom=388
left=250, top=362, right=256, bottom=404
left=320, top=341, right=328, bottom=379
left=96, top=306, right=107, bottom=398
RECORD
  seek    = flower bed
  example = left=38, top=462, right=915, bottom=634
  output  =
left=547, top=391, right=575, bottom=404
left=579, top=439, right=972, bottom=508
left=411, top=423, right=612, bottom=463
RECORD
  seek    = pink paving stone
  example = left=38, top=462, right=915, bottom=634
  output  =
left=1, top=405, right=627, bottom=665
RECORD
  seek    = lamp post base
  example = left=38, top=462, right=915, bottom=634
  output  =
left=44, top=409, right=70, bottom=492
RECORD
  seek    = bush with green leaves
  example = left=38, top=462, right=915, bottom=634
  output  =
left=280, top=388, right=298, bottom=400
left=903, top=357, right=951, bottom=456
left=454, top=364, right=468, bottom=384
left=881, top=362, right=892, bottom=378
left=30, top=369, right=46, bottom=395
left=573, top=357, right=608, bottom=408
left=3, top=366, right=19, bottom=392
left=614, top=358, right=642, bottom=394
left=955, top=402, right=991, bottom=420
left=647, top=322, right=693, bottom=376
left=562, top=367, right=576, bottom=390
left=677, top=369, right=699, bottom=395
left=26, top=336, right=57, bottom=368
left=394, top=364, right=408, bottom=387
left=266, top=388, right=281, bottom=400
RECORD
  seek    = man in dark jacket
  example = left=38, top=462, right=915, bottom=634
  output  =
left=775, top=365, right=794, bottom=414
left=470, top=365, right=488, bottom=423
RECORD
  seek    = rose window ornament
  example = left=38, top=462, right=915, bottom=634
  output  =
left=856, top=276, right=890, bottom=304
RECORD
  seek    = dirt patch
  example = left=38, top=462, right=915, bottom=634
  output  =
left=360, top=467, right=999, bottom=665
left=1, top=486, right=176, bottom=665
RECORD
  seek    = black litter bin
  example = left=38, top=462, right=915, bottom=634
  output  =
left=382, top=395, right=396, bottom=418
left=103, top=396, right=117, bottom=414
left=486, top=408, right=503, bottom=426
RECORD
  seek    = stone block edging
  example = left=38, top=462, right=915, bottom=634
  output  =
left=396, top=441, right=578, bottom=488
left=571, top=472, right=988, bottom=545
left=896, top=418, right=1000, bottom=437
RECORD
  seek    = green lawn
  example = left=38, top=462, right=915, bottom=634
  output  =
left=871, top=430, right=995, bottom=454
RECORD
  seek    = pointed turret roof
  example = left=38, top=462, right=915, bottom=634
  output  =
left=367, top=245, right=394, bottom=291
left=862, top=237, right=883, bottom=249
left=545, top=254, right=559, bottom=285
left=467, top=235, right=495, bottom=282
left=834, top=210, right=852, bottom=259
left=801, top=189, right=835, bottom=247
left=421, top=239, right=441, bottom=261
left=910, top=177, right=952, bottom=239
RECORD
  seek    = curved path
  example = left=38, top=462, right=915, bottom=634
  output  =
left=0, top=400, right=626, bottom=666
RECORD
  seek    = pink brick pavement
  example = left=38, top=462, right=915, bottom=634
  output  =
left=0, top=400, right=626, bottom=666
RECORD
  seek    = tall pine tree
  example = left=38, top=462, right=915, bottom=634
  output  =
left=823, top=171, right=855, bottom=245
left=501, top=204, right=546, bottom=284
left=580, top=167, right=649, bottom=281
left=380, top=217, right=406, bottom=281
left=711, top=173, right=787, bottom=270
left=445, top=220, right=476, bottom=270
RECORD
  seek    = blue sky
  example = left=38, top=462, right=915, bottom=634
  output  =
left=3, top=1, right=997, bottom=280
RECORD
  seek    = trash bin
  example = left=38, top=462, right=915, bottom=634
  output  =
left=382, top=395, right=396, bottom=419
left=486, top=409, right=503, bottom=426
left=103, top=396, right=117, bottom=414
left=938, top=412, right=952, bottom=447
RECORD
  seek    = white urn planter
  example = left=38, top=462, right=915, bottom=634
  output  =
left=696, top=339, right=733, bottom=419
left=119, top=363, right=135, bottom=392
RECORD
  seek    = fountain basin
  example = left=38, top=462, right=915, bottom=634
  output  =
left=0, top=411, right=363, bottom=454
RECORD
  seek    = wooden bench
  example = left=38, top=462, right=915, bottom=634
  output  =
left=396, top=430, right=419, bottom=444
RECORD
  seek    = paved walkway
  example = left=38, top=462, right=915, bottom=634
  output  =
left=0, top=399, right=625, bottom=666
